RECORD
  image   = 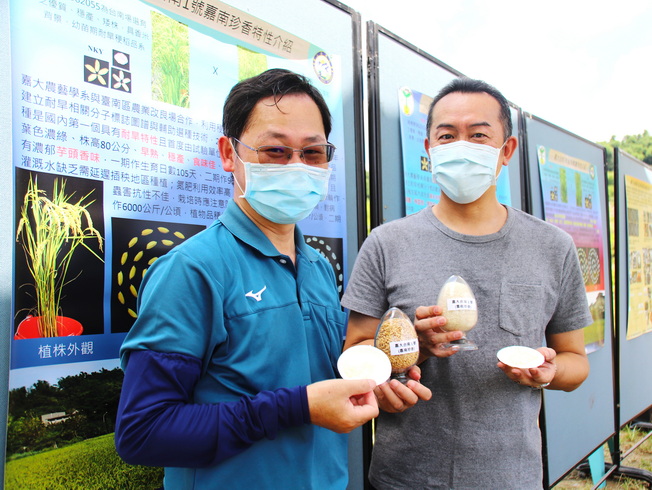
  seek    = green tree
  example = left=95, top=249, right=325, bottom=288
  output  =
left=599, top=130, right=652, bottom=169
left=8, top=386, right=29, bottom=417
left=6, top=368, right=125, bottom=457
left=6, top=414, right=47, bottom=454
left=26, top=380, right=61, bottom=414
left=56, top=368, right=123, bottom=433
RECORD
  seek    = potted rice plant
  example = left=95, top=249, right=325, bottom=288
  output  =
left=15, top=176, right=103, bottom=339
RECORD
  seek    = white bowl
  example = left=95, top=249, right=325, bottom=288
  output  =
left=497, top=345, right=545, bottom=369
left=337, top=345, right=392, bottom=385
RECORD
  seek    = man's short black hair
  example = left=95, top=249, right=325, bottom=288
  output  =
left=222, top=68, right=332, bottom=140
left=426, top=77, right=513, bottom=141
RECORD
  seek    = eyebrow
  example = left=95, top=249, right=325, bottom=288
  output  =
left=257, top=131, right=324, bottom=143
left=436, top=121, right=492, bottom=130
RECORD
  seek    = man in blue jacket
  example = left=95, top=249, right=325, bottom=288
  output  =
left=115, top=68, right=378, bottom=489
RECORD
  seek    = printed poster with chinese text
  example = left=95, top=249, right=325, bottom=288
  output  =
left=397, top=86, right=512, bottom=216
left=624, top=174, right=652, bottom=339
left=7, top=0, right=347, bottom=485
left=537, top=146, right=606, bottom=353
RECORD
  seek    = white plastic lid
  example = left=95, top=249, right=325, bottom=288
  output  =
left=337, top=345, right=391, bottom=385
left=497, top=345, right=545, bottom=369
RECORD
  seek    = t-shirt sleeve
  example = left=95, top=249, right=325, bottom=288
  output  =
left=115, top=349, right=310, bottom=468
left=341, top=231, right=390, bottom=318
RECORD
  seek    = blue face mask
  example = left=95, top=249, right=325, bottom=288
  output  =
left=429, top=140, right=504, bottom=204
left=233, top=157, right=332, bottom=224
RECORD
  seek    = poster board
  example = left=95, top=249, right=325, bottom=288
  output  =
left=614, top=148, right=652, bottom=427
left=1, top=0, right=366, bottom=487
left=523, top=114, right=615, bottom=486
left=367, top=22, right=525, bottom=228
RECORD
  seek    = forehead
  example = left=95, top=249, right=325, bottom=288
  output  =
left=431, top=91, right=503, bottom=131
left=244, top=93, right=325, bottom=139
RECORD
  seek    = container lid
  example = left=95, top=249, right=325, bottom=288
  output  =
left=337, top=345, right=391, bottom=385
left=497, top=345, right=545, bottom=369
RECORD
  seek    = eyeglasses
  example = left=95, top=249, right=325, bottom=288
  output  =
left=231, top=137, right=336, bottom=165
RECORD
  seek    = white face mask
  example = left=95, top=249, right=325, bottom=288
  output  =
left=429, top=140, right=504, bottom=204
left=232, top=154, right=331, bottom=224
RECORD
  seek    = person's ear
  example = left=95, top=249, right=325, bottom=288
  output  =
left=219, top=136, right=236, bottom=172
left=500, top=136, right=518, bottom=167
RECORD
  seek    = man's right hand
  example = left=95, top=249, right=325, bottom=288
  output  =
left=374, top=364, right=432, bottom=413
left=342, top=310, right=435, bottom=415
left=414, top=305, right=464, bottom=359
left=307, top=379, right=379, bottom=433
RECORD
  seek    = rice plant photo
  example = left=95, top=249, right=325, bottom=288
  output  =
left=151, top=10, right=190, bottom=108
left=15, top=176, right=104, bottom=339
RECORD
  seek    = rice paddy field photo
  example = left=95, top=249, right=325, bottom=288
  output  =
left=5, top=434, right=163, bottom=489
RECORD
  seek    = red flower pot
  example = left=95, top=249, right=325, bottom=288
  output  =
left=14, top=315, right=83, bottom=340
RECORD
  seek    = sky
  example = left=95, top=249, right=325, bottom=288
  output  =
left=9, top=359, right=120, bottom=390
left=340, top=0, right=652, bottom=143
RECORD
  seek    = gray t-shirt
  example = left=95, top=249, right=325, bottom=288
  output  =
left=341, top=205, right=593, bottom=490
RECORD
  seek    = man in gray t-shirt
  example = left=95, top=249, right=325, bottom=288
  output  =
left=341, top=78, right=592, bottom=489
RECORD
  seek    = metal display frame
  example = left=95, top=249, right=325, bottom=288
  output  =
left=592, top=147, right=652, bottom=486
left=522, top=113, right=616, bottom=487
left=321, top=0, right=368, bottom=252
left=613, top=148, right=652, bottom=427
left=364, top=21, right=531, bottom=489
left=367, top=22, right=526, bottom=229
left=0, top=0, right=367, bottom=488
left=0, top=1, right=12, bottom=486
left=366, top=21, right=463, bottom=228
